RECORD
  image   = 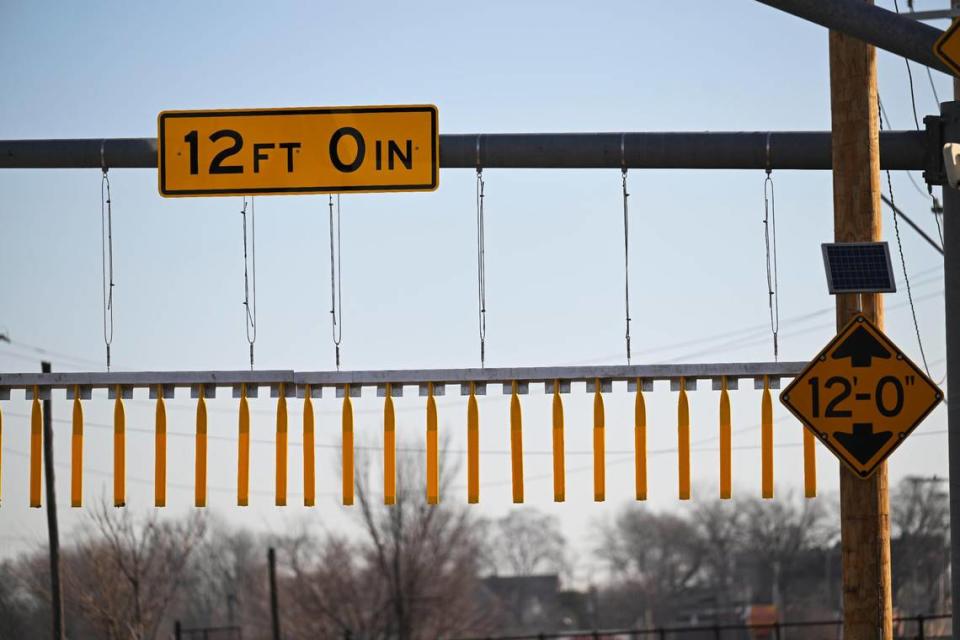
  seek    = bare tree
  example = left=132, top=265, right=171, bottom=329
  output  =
left=176, top=518, right=270, bottom=637
left=276, top=436, right=494, bottom=640
left=352, top=438, right=492, bottom=639
left=740, top=493, right=834, bottom=617
left=60, top=497, right=207, bottom=640
left=486, top=508, right=569, bottom=578
left=691, top=500, right=745, bottom=620
left=596, top=505, right=705, bottom=626
left=891, top=476, right=950, bottom=614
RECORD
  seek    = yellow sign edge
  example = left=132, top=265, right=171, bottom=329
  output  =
left=779, top=313, right=943, bottom=478
left=933, top=19, right=960, bottom=77
left=156, top=104, right=440, bottom=198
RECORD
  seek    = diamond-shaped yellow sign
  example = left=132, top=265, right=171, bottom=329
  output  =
left=934, top=20, right=960, bottom=77
left=780, top=314, right=943, bottom=478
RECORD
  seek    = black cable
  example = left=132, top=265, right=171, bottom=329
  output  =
left=879, top=101, right=932, bottom=378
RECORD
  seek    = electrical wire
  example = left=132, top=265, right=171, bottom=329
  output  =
left=878, top=97, right=933, bottom=379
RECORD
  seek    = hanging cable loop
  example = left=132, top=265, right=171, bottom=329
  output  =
left=100, top=141, right=115, bottom=371
left=241, top=196, right=257, bottom=369
left=621, top=134, right=632, bottom=364
left=329, top=194, right=343, bottom=370
left=763, top=133, right=780, bottom=361
left=476, top=164, right=487, bottom=368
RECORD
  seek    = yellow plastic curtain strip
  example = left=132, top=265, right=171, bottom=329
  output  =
left=426, top=383, right=439, bottom=504
left=155, top=386, right=166, bottom=507
left=71, top=387, right=83, bottom=507
left=593, top=379, right=605, bottom=502
left=678, top=378, right=690, bottom=500
left=384, top=383, right=396, bottom=505
left=510, top=381, right=524, bottom=503
left=30, top=388, right=41, bottom=508
left=552, top=381, right=565, bottom=502
left=803, top=425, right=817, bottom=498
left=276, top=384, right=288, bottom=506
left=342, top=385, right=354, bottom=506
left=195, top=386, right=207, bottom=508
left=303, top=385, right=316, bottom=507
left=238, top=384, right=250, bottom=506
left=635, top=379, right=647, bottom=501
left=719, top=376, right=732, bottom=500
left=761, top=375, right=774, bottom=499
left=467, top=383, right=479, bottom=504
left=114, top=386, right=125, bottom=507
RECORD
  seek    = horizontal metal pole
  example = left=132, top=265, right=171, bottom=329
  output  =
left=754, top=0, right=950, bottom=74
left=0, top=362, right=806, bottom=398
left=905, top=8, right=960, bottom=21
left=0, top=131, right=929, bottom=171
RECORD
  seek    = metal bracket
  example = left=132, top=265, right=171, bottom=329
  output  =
left=190, top=384, right=217, bottom=399
left=754, top=377, right=782, bottom=390
left=296, top=384, right=323, bottom=399
left=459, top=383, right=487, bottom=396
left=149, top=384, right=176, bottom=399
left=107, top=385, right=133, bottom=400
left=376, top=384, right=404, bottom=398
left=670, top=378, right=699, bottom=392
left=711, top=377, right=740, bottom=391
left=336, top=385, right=363, bottom=398
left=924, top=114, right=946, bottom=187
left=502, top=382, right=529, bottom=395
left=544, top=380, right=571, bottom=394
left=270, top=383, right=297, bottom=398
left=627, top=379, right=655, bottom=392
left=66, top=385, right=93, bottom=400
left=418, top=383, right=446, bottom=397
left=232, top=384, right=259, bottom=399
left=585, top=379, right=613, bottom=393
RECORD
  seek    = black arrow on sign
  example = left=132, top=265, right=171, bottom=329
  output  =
left=833, top=422, right=892, bottom=465
left=831, top=326, right=892, bottom=368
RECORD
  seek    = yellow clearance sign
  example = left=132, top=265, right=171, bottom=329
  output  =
left=780, top=314, right=943, bottom=478
left=934, top=21, right=960, bottom=77
left=157, top=105, right=438, bottom=197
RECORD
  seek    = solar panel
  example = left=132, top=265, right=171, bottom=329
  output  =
left=821, top=242, right=897, bottom=294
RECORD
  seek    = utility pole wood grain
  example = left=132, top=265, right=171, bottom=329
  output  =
left=828, top=5, right=893, bottom=638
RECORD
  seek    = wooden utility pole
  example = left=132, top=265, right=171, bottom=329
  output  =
left=828, top=4, right=893, bottom=638
left=41, top=361, right=65, bottom=640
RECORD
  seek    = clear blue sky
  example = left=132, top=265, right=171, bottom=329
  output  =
left=0, top=1, right=951, bottom=576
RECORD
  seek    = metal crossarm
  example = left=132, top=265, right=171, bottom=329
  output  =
left=0, top=362, right=805, bottom=400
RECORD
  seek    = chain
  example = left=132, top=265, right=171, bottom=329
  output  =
left=763, top=134, right=779, bottom=361
left=621, top=134, right=632, bottom=364
left=329, top=194, right=343, bottom=370
left=241, top=197, right=257, bottom=369
left=100, top=143, right=115, bottom=371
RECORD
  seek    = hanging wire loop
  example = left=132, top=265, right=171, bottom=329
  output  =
left=621, top=134, right=632, bottom=364
left=476, top=165, right=487, bottom=368
left=763, top=133, right=779, bottom=361
left=329, top=195, right=343, bottom=370
left=241, top=197, right=257, bottom=369
left=100, top=141, right=115, bottom=371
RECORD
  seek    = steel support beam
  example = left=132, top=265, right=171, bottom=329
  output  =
left=754, top=0, right=950, bottom=74
left=0, top=131, right=930, bottom=171
left=0, top=362, right=806, bottom=398
left=940, top=101, right=960, bottom=640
